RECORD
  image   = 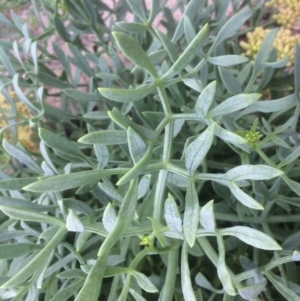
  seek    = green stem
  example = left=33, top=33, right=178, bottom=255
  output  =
left=152, top=82, right=173, bottom=223
left=256, top=147, right=278, bottom=168
left=108, top=238, right=131, bottom=301
left=161, top=246, right=180, bottom=301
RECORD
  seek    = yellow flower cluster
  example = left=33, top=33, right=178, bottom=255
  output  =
left=0, top=92, right=39, bottom=153
left=240, top=27, right=300, bottom=67
left=265, top=0, right=300, bottom=29
left=236, top=129, right=263, bottom=149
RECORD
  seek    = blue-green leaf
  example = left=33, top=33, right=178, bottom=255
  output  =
left=185, top=122, right=215, bottom=175
left=200, top=200, right=215, bottom=232
left=66, top=210, right=85, bottom=232
left=195, top=81, right=216, bottom=118
left=228, top=182, right=264, bottom=210
left=102, top=203, right=117, bottom=233
left=209, top=94, right=261, bottom=117
left=112, top=32, right=157, bottom=78
left=78, top=130, right=128, bottom=145
left=183, top=180, right=200, bottom=247
left=225, top=165, right=283, bottom=181
left=98, top=84, right=156, bottom=103
left=220, top=226, right=282, bottom=250
left=164, top=193, right=183, bottom=233
left=127, top=127, right=147, bottom=164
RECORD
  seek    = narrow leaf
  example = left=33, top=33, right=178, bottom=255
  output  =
left=209, top=94, right=261, bottom=117
left=63, top=89, right=100, bottom=102
left=183, top=180, right=200, bottom=247
left=200, top=200, right=216, bottom=232
left=216, top=235, right=236, bottom=296
left=24, top=169, right=123, bottom=192
left=185, top=122, right=215, bottom=175
left=228, top=182, right=264, bottom=210
left=195, top=81, right=216, bottom=118
left=98, top=182, right=123, bottom=202
left=98, top=84, right=156, bottom=102
left=131, top=271, right=158, bottom=293
left=127, top=127, right=147, bottom=164
left=79, top=130, right=128, bottom=145
left=166, top=23, right=209, bottom=76
left=265, top=272, right=300, bottom=301
left=3, top=139, right=42, bottom=174
left=137, top=174, right=151, bottom=200
left=164, top=193, right=183, bottom=233
left=0, top=243, right=42, bottom=259
left=212, top=9, right=252, bottom=50
left=102, top=203, right=117, bottom=233
left=66, top=210, right=85, bottom=232
left=1, top=227, right=67, bottom=288
left=39, top=128, right=83, bottom=158
left=208, top=55, right=248, bottom=67
left=219, top=67, right=242, bottom=94
left=238, top=281, right=267, bottom=300
left=220, top=226, right=282, bottom=250
left=112, top=32, right=157, bottom=77
left=116, top=22, right=148, bottom=33
left=181, top=241, right=197, bottom=301
left=225, top=165, right=283, bottom=181
left=0, top=206, right=64, bottom=227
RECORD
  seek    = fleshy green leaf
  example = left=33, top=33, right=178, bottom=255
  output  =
left=195, top=272, right=223, bottom=293
left=211, top=9, right=252, bottom=50
left=216, top=235, right=236, bottom=296
left=102, top=203, right=117, bottom=233
left=195, top=81, right=216, bottom=118
left=199, top=200, right=216, bottom=232
left=98, top=182, right=123, bottom=202
left=1, top=227, right=67, bottom=288
left=164, top=193, right=183, bottom=233
left=185, top=122, right=215, bottom=175
left=98, top=84, right=156, bottom=103
left=116, top=21, right=148, bottom=33
left=181, top=241, right=197, bottom=301
left=127, top=127, right=147, bottom=164
left=265, top=272, right=300, bottom=301
left=138, top=174, right=151, bottom=200
left=131, top=271, right=158, bottom=293
left=220, top=226, right=282, bottom=250
left=227, top=182, right=264, bottom=210
left=24, top=169, right=123, bottom=192
left=165, top=23, right=209, bottom=76
left=78, top=130, right=128, bottom=145
left=0, top=206, right=64, bottom=227
left=209, top=94, right=261, bottom=117
left=225, top=165, right=283, bottom=181
left=112, top=32, right=157, bottom=78
left=0, top=243, right=42, bottom=259
left=208, top=55, right=248, bottom=67
left=183, top=180, right=200, bottom=247
left=39, top=128, right=84, bottom=159
left=66, top=210, right=85, bottom=232
left=3, top=139, right=42, bottom=174
left=238, top=281, right=267, bottom=300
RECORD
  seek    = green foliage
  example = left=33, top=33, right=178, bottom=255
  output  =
left=0, top=0, right=300, bottom=300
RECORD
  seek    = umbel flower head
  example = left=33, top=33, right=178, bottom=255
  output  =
left=265, top=0, right=300, bottom=29
left=240, top=27, right=300, bottom=67
left=0, top=92, right=39, bottom=152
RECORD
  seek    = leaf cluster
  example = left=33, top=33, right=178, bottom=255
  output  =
left=0, top=0, right=300, bottom=300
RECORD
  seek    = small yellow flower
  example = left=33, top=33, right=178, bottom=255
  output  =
left=240, top=27, right=300, bottom=67
left=0, top=92, right=39, bottom=153
left=236, top=129, right=263, bottom=149
left=265, top=0, right=300, bottom=29
left=139, top=235, right=151, bottom=246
